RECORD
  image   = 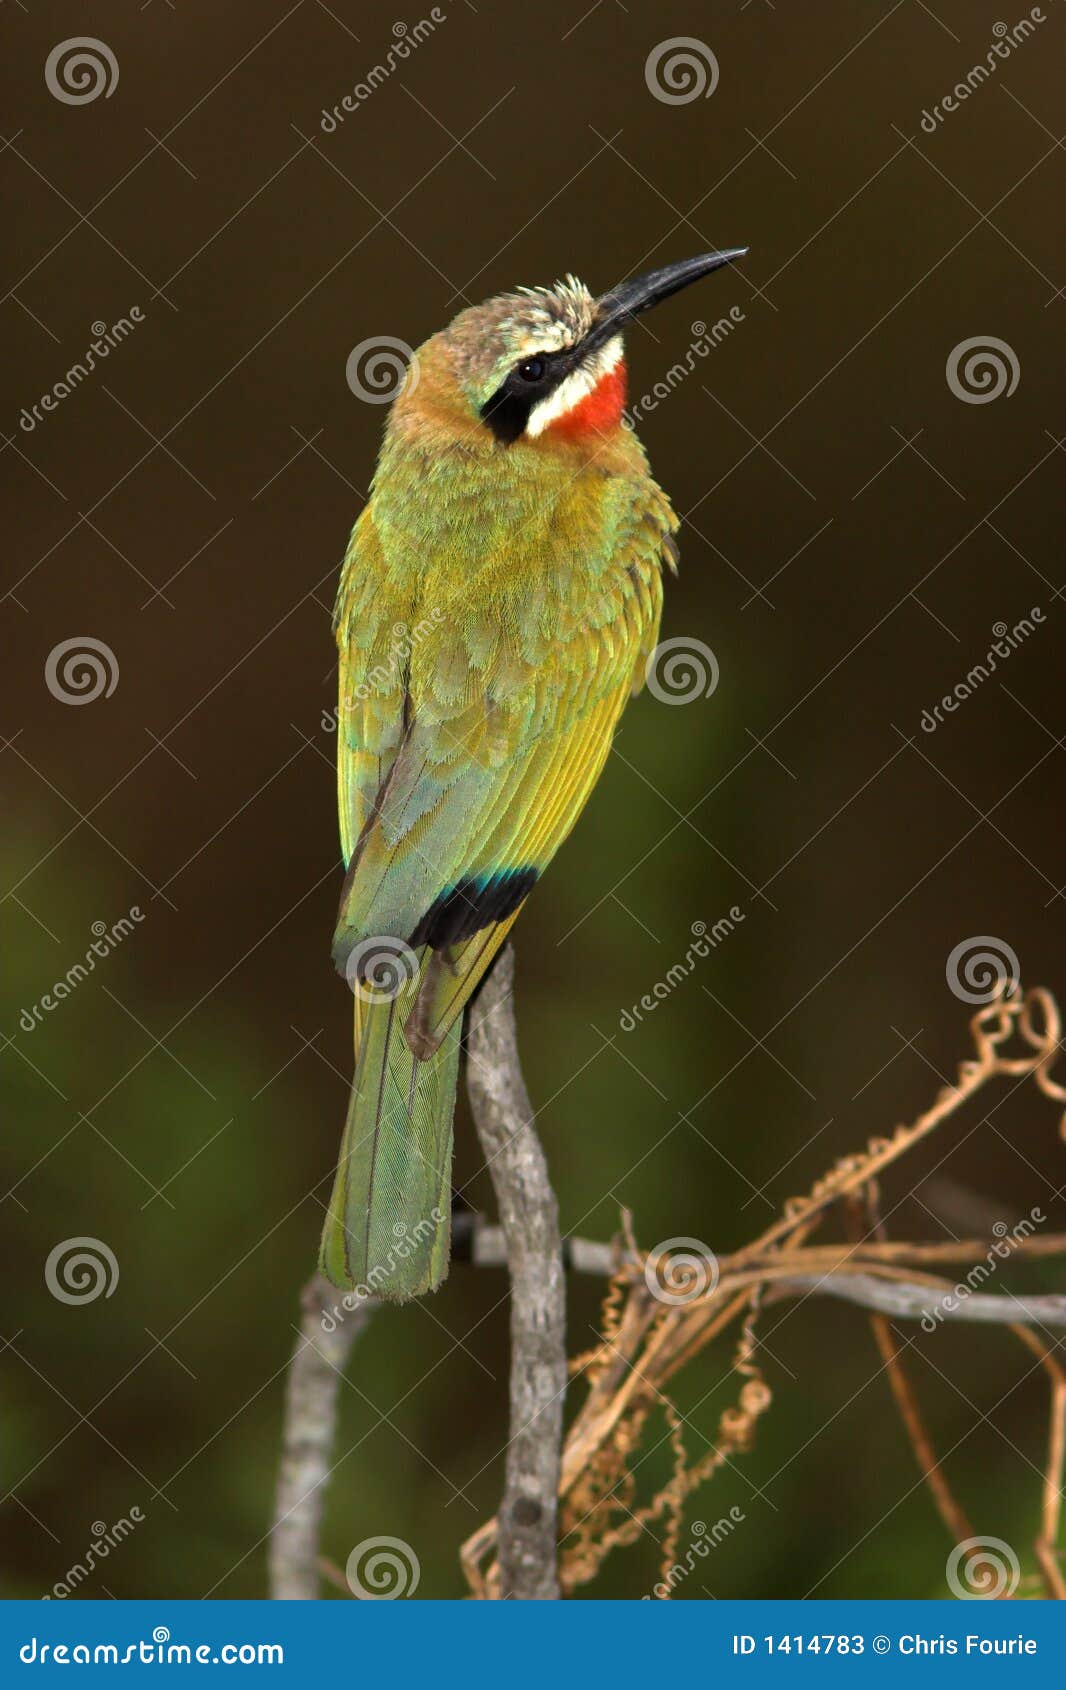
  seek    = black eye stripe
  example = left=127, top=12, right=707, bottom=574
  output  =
left=479, top=382, right=537, bottom=445
left=480, top=348, right=570, bottom=443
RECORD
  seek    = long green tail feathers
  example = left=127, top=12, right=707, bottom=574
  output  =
left=319, top=990, right=462, bottom=1301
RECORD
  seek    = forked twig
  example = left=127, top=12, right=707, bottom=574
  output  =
left=270, top=983, right=1066, bottom=1601
left=461, top=983, right=1066, bottom=1598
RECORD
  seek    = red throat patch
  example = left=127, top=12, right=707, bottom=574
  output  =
left=545, top=359, right=628, bottom=440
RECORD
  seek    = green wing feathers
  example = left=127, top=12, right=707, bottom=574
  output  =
left=320, top=444, right=677, bottom=1297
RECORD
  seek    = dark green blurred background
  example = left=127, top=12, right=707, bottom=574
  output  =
left=2, top=0, right=1065, bottom=1600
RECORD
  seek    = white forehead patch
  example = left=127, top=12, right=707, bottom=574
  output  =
left=514, top=275, right=595, bottom=341
left=510, top=321, right=574, bottom=358
left=525, top=336, right=624, bottom=438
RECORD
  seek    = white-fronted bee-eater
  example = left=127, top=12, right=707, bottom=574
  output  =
left=321, top=249, right=747, bottom=1300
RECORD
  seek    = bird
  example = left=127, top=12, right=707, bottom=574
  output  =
left=320, top=250, right=747, bottom=1301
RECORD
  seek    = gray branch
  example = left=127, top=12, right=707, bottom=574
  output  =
left=268, top=1274, right=376, bottom=1598
left=465, top=945, right=567, bottom=1600
left=465, top=1221, right=1066, bottom=1330
left=452, top=1212, right=619, bottom=1279
left=775, top=1272, right=1066, bottom=1327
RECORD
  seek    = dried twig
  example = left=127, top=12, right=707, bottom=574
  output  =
left=1011, top=1326, right=1066, bottom=1599
left=269, top=1275, right=376, bottom=1599
left=461, top=983, right=1066, bottom=1598
left=464, top=945, right=567, bottom=1600
left=465, top=1222, right=1066, bottom=1281
left=271, top=980, right=1066, bottom=1602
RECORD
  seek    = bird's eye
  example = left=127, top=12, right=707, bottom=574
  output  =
left=517, top=357, right=545, bottom=383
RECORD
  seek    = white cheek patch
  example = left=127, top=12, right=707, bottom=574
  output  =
left=525, top=336, right=623, bottom=438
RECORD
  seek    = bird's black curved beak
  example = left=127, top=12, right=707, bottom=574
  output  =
left=583, top=249, right=748, bottom=357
